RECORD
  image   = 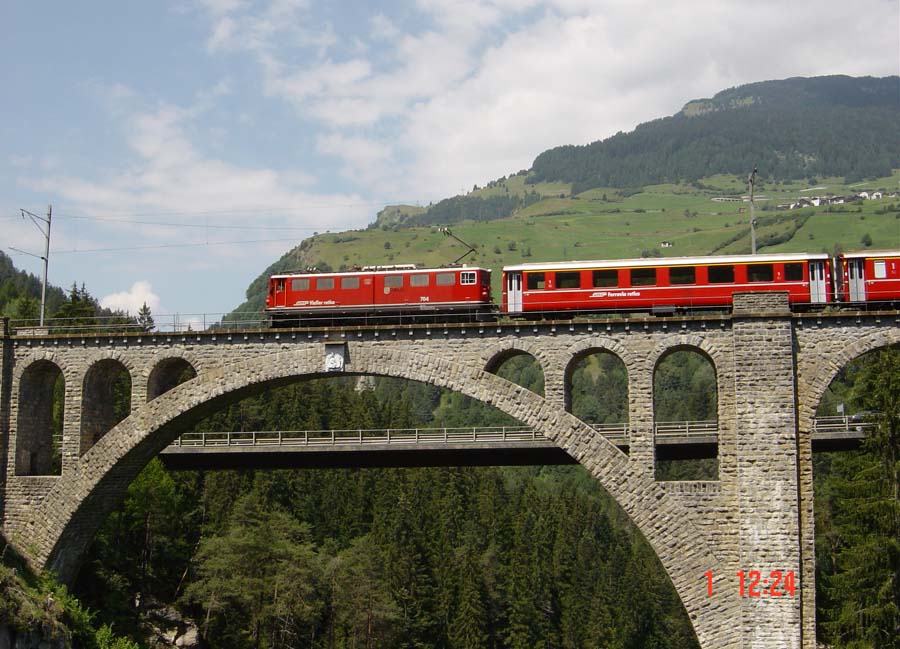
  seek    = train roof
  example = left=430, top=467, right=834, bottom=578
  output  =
left=839, top=250, right=900, bottom=259
left=502, top=252, right=831, bottom=272
left=270, top=265, right=489, bottom=279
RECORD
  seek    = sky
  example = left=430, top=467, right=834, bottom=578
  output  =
left=2, top=0, right=898, bottom=328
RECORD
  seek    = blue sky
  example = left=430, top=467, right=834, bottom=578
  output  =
left=2, top=0, right=898, bottom=327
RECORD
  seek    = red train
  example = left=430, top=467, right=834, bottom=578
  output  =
left=266, top=264, right=493, bottom=325
left=265, top=251, right=900, bottom=325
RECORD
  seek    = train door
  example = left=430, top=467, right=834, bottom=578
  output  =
left=847, top=259, right=866, bottom=302
left=809, top=261, right=827, bottom=303
left=507, top=271, right=523, bottom=313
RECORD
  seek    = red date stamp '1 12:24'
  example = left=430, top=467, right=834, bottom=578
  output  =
left=704, top=570, right=797, bottom=597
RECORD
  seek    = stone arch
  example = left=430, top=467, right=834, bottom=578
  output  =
left=17, top=345, right=740, bottom=649
left=146, top=356, right=198, bottom=401
left=14, top=358, right=65, bottom=476
left=799, top=328, right=900, bottom=432
left=563, top=339, right=631, bottom=423
left=80, top=358, right=132, bottom=455
left=649, top=338, right=723, bottom=423
left=481, top=341, right=548, bottom=396
left=651, top=341, right=721, bottom=480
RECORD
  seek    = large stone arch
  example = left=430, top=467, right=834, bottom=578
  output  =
left=16, top=344, right=741, bottom=649
left=798, top=328, right=900, bottom=432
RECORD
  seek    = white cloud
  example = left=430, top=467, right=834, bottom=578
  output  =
left=194, top=0, right=898, bottom=202
left=100, top=280, right=161, bottom=314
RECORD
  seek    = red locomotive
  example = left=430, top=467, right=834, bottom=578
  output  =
left=265, top=251, right=900, bottom=325
left=266, top=265, right=493, bottom=326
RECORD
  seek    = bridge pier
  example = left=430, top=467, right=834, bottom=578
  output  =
left=731, top=294, right=809, bottom=648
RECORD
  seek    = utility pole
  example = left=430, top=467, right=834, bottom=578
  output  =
left=10, top=204, right=52, bottom=326
left=747, top=168, right=757, bottom=254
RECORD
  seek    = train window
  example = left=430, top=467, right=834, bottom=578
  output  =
left=785, top=264, right=803, bottom=281
left=410, top=274, right=430, bottom=287
left=436, top=272, right=456, bottom=286
left=592, top=270, right=618, bottom=287
left=385, top=275, right=403, bottom=288
left=708, top=265, right=734, bottom=283
left=748, top=264, right=774, bottom=282
left=341, top=277, right=360, bottom=289
left=291, top=278, right=310, bottom=291
left=669, top=266, right=696, bottom=285
left=316, top=277, right=334, bottom=290
left=276, top=279, right=285, bottom=291
left=460, top=271, right=477, bottom=285
left=527, top=272, right=545, bottom=290
left=556, top=271, right=581, bottom=288
left=630, top=268, right=656, bottom=286
left=874, top=260, right=887, bottom=279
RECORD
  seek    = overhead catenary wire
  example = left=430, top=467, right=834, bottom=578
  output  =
left=49, top=238, right=293, bottom=254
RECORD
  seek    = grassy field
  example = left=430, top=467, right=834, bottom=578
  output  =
left=286, top=170, right=900, bottom=298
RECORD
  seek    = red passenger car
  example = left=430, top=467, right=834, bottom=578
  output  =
left=834, top=251, right=900, bottom=305
left=502, top=253, right=833, bottom=316
left=266, top=265, right=493, bottom=326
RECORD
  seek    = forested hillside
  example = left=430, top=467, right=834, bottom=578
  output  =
left=528, top=75, right=900, bottom=193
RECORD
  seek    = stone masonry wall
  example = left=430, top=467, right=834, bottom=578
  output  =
left=732, top=293, right=804, bottom=648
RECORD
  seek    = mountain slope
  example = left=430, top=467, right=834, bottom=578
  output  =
left=527, top=75, right=900, bottom=193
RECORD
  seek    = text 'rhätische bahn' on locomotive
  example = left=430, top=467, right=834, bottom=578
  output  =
left=265, top=250, right=900, bottom=326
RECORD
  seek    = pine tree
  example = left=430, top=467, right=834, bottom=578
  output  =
left=822, top=347, right=900, bottom=647
left=137, top=302, right=155, bottom=332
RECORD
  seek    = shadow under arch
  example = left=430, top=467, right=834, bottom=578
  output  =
left=21, top=345, right=740, bottom=649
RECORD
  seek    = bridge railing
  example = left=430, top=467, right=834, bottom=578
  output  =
left=812, top=415, right=875, bottom=433
left=169, top=421, right=724, bottom=449
left=166, top=418, right=865, bottom=451
left=172, top=426, right=546, bottom=447
left=654, top=420, right=718, bottom=439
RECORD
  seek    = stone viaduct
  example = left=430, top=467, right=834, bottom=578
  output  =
left=1, top=292, right=898, bottom=649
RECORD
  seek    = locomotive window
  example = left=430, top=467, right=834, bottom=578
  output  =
left=436, top=272, right=456, bottom=286
left=669, top=266, right=696, bottom=285
left=785, top=264, right=803, bottom=281
left=874, top=260, right=887, bottom=279
left=708, top=265, right=734, bottom=283
left=592, top=270, right=618, bottom=287
left=291, top=278, right=310, bottom=291
left=276, top=279, right=285, bottom=291
left=527, top=272, right=545, bottom=290
left=410, top=274, right=430, bottom=287
left=556, top=271, right=581, bottom=289
left=460, top=271, right=477, bottom=285
left=341, top=277, right=360, bottom=289
left=384, top=275, right=404, bottom=288
left=316, top=277, right=335, bottom=290
left=630, top=268, right=656, bottom=286
left=748, top=264, right=774, bottom=282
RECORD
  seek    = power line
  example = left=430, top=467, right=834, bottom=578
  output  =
left=61, top=214, right=319, bottom=231
left=50, top=238, right=291, bottom=254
